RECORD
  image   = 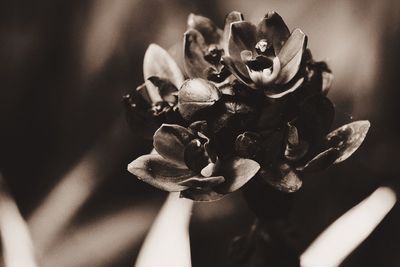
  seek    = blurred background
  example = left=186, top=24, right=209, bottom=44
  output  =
left=0, top=0, right=400, bottom=266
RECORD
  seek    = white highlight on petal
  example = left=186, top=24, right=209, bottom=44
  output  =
left=301, top=186, right=397, bottom=267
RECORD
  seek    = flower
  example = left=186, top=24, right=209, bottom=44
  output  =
left=128, top=121, right=260, bottom=201
left=184, top=12, right=243, bottom=83
left=125, top=10, right=371, bottom=201
left=123, top=44, right=186, bottom=139
left=222, top=12, right=307, bottom=98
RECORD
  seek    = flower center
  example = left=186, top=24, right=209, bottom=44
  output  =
left=246, top=56, right=273, bottom=72
left=204, top=44, right=224, bottom=65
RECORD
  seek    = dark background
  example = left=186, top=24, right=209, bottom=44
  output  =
left=1, top=0, right=400, bottom=266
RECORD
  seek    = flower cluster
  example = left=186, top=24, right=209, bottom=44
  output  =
left=124, top=11, right=370, bottom=201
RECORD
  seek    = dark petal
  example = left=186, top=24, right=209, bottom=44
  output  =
left=183, top=29, right=213, bottom=80
left=178, top=78, right=221, bottom=120
left=275, top=29, right=307, bottom=84
left=228, top=21, right=257, bottom=60
left=257, top=99, right=291, bottom=129
left=184, top=138, right=210, bottom=173
left=188, top=120, right=208, bottom=135
left=259, top=164, right=302, bottom=193
left=147, top=76, right=178, bottom=103
left=221, top=56, right=253, bottom=86
left=214, top=157, right=260, bottom=193
left=153, top=124, right=195, bottom=166
left=143, top=44, right=184, bottom=103
left=256, top=11, right=290, bottom=55
left=296, top=147, right=340, bottom=173
left=206, top=66, right=232, bottom=83
left=325, top=120, right=370, bottom=163
left=235, top=132, right=263, bottom=159
left=223, top=11, right=244, bottom=51
left=187, top=13, right=222, bottom=44
left=295, top=94, right=335, bottom=144
left=127, top=154, right=194, bottom=192
left=260, top=129, right=286, bottom=165
left=178, top=175, right=225, bottom=188
left=180, top=187, right=225, bottom=201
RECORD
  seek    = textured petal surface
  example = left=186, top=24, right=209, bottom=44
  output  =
left=183, top=29, right=212, bottom=79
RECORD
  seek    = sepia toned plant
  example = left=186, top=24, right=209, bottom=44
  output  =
left=126, top=11, right=370, bottom=201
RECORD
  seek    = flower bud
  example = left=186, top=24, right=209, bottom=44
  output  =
left=178, top=78, right=221, bottom=120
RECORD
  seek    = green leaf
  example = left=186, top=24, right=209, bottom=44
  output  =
left=153, top=124, right=195, bottom=166
left=325, top=120, right=370, bottom=163
left=127, top=154, right=195, bottom=192
left=214, top=158, right=260, bottom=193
left=276, top=29, right=307, bottom=84
left=143, top=44, right=184, bottom=103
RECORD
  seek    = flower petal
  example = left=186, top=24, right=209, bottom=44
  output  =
left=127, top=154, right=194, bottom=192
left=260, top=164, right=302, bottom=193
left=153, top=124, right=195, bottom=166
left=256, top=11, right=290, bottom=55
left=235, top=132, right=263, bottom=159
left=221, top=56, right=253, bottom=86
left=223, top=11, right=244, bottom=51
left=325, top=120, right=370, bottom=164
left=276, top=29, right=307, bottom=84
left=147, top=76, right=178, bottom=103
left=183, top=29, right=212, bottom=79
left=143, top=44, right=184, bottom=103
left=184, top=139, right=210, bottom=173
left=296, top=147, right=340, bottom=173
left=178, top=175, right=225, bottom=188
left=228, top=21, right=257, bottom=59
left=264, top=77, right=304, bottom=98
left=180, top=188, right=224, bottom=202
left=214, top=158, right=260, bottom=193
left=178, top=78, right=221, bottom=120
left=187, top=14, right=222, bottom=44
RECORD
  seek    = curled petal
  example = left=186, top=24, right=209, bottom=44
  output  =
left=260, top=164, right=302, bottom=193
left=256, top=11, right=290, bottom=55
left=214, top=158, right=260, bottom=193
left=127, top=154, right=194, bottom=192
left=180, top=188, right=224, bottom=202
left=184, top=29, right=212, bottom=79
left=143, top=44, right=184, bottom=103
left=235, top=131, right=263, bottom=159
left=276, top=29, right=307, bottom=84
left=265, top=77, right=304, bottom=98
left=228, top=21, right=257, bottom=59
left=223, top=11, right=244, bottom=51
left=187, top=14, right=222, bottom=44
left=325, top=120, right=370, bottom=164
left=178, top=175, right=225, bottom=188
left=153, top=124, right=195, bottom=166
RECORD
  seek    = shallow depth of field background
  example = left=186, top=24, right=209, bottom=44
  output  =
left=1, top=0, right=400, bottom=266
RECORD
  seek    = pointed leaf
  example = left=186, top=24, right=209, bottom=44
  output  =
left=184, top=29, right=212, bottom=79
left=260, top=164, right=302, bottom=193
left=143, top=44, right=184, bottom=103
left=153, top=124, right=195, bottom=166
left=127, top=154, right=194, bottom=192
left=325, top=120, right=370, bottom=163
left=214, top=158, right=260, bottom=193
left=276, top=29, right=307, bottom=84
left=180, top=188, right=224, bottom=202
